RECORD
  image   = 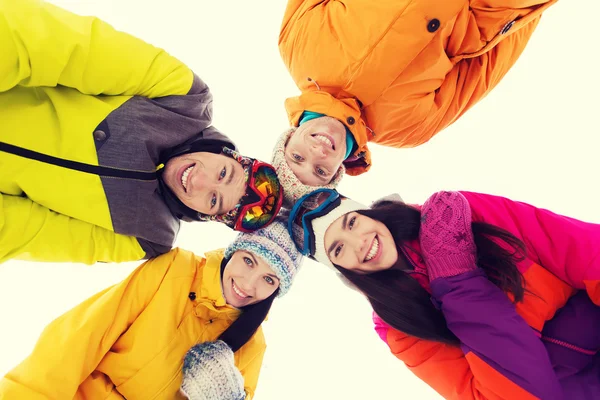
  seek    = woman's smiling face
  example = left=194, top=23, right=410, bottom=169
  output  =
left=221, top=250, right=280, bottom=308
left=323, top=211, right=398, bottom=273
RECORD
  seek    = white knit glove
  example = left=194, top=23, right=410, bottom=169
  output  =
left=180, top=340, right=246, bottom=400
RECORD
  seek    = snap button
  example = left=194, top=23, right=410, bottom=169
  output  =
left=188, top=292, right=196, bottom=301
left=346, top=116, right=355, bottom=125
left=500, top=20, right=515, bottom=35
left=427, top=19, right=440, bottom=33
left=93, top=130, right=107, bottom=141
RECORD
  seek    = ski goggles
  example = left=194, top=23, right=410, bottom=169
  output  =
left=288, top=188, right=341, bottom=256
left=234, top=160, right=283, bottom=232
left=200, top=148, right=283, bottom=232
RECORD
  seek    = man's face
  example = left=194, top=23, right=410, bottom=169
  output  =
left=163, top=152, right=246, bottom=215
left=284, top=116, right=347, bottom=186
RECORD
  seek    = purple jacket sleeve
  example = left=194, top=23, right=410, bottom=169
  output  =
left=431, top=269, right=564, bottom=400
left=460, top=191, right=600, bottom=294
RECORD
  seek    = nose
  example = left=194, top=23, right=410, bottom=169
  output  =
left=310, top=144, right=327, bottom=158
left=347, top=231, right=369, bottom=254
left=191, top=169, right=222, bottom=191
left=240, top=274, right=258, bottom=296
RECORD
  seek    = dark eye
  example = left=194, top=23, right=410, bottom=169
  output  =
left=349, top=216, right=356, bottom=229
left=293, top=154, right=303, bottom=162
left=264, top=276, right=274, bottom=285
left=316, top=167, right=327, bottom=176
left=334, top=244, right=343, bottom=257
left=243, top=256, right=253, bottom=266
left=219, top=167, right=226, bottom=180
left=210, top=194, right=217, bottom=208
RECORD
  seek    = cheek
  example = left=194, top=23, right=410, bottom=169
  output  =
left=341, top=253, right=361, bottom=271
left=164, top=161, right=179, bottom=183
left=288, top=132, right=308, bottom=151
left=256, top=280, right=277, bottom=300
left=260, top=282, right=277, bottom=299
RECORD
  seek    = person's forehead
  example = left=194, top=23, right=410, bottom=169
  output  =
left=324, top=213, right=346, bottom=241
left=191, top=151, right=230, bottom=162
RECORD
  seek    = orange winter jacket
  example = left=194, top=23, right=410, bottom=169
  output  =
left=279, top=0, right=557, bottom=175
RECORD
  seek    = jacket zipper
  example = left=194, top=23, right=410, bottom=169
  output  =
left=541, top=335, right=598, bottom=356
left=400, top=246, right=428, bottom=278
left=0, top=141, right=157, bottom=181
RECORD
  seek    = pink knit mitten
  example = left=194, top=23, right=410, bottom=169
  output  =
left=419, top=191, right=477, bottom=281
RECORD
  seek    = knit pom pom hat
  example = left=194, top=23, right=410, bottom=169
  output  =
left=271, top=128, right=345, bottom=207
left=288, top=189, right=368, bottom=270
left=225, top=212, right=303, bottom=297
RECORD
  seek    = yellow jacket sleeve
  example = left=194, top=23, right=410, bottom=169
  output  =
left=0, top=193, right=146, bottom=264
left=238, top=328, right=267, bottom=400
left=0, top=0, right=193, bottom=97
left=0, top=251, right=178, bottom=399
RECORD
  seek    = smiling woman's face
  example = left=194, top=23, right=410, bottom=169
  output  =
left=323, top=212, right=398, bottom=273
left=221, top=250, right=280, bottom=308
left=284, top=116, right=347, bottom=186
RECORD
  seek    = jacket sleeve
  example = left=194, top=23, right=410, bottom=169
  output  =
left=369, top=10, right=545, bottom=148
left=0, top=250, right=179, bottom=399
left=373, top=270, right=564, bottom=400
left=460, top=191, right=600, bottom=301
left=0, top=0, right=193, bottom=97
left=0, top=193, right=147, bottom=264
left=237, top=328, right=267, bottom=400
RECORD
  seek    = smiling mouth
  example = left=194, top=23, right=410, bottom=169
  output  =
left=364, top=236, right=381, bottom=262
left=232, top=280, right=249, bottom=299
left=312, top=133, right=336, bottom=151
left=180, top=164, right=195, bottom=192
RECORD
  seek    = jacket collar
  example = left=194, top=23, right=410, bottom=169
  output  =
left=401, top=239, right=431, bottom=294
left=193, top=249, right=240, bottom=321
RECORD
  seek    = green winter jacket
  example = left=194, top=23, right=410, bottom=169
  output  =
left=0, top=0, right=230, bottom=264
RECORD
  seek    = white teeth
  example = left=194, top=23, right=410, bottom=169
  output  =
left=365, top=237, right=379, bottom=261
left=315, top=134, right=333, bottom=148
left=181, top=166, right=194, bottom=190
left=232, top=282, right=248, bottom=298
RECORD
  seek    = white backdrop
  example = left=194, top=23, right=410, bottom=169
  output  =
left=0, top=1, right=598, bottom=399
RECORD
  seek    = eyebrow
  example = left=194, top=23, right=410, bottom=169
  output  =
left=342, top=213, right=349, bottom=230
left=217, top=194, right=224, bottom=215
left=226, top=163, right=235, bottom=185
left=327, top=240, right=339, bottom=258
left=327, top=214, right=348, bottom=257
left=248, top=252, right=259, bottom=266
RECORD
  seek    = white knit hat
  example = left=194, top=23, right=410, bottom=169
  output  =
left=271, top=128, right=345, bottom=207
left=288, top=190, right=367, bottom=270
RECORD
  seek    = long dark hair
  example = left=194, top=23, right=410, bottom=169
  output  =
left=335, top=200, right=526, bottom=345
left=217, top=258, right=278, bottom=352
